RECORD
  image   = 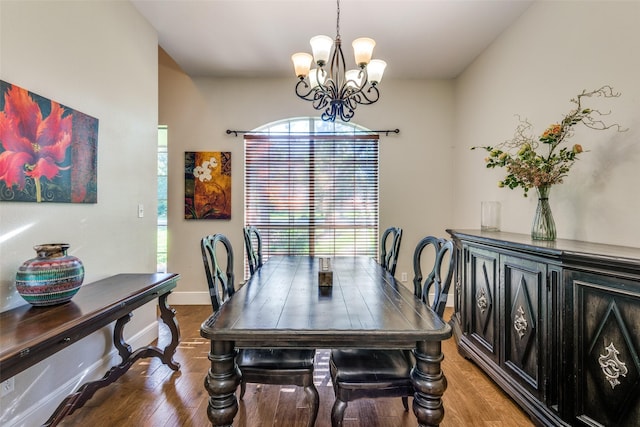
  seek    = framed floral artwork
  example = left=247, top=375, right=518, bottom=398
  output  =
left=0, top=80, right=99, bottom=203
left=184, top=151, right=231, bottom=219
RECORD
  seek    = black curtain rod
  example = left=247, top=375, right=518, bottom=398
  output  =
left=225, top=129, right=400, bottom=137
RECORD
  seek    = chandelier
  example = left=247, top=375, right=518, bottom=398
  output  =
left=291, top=0, right=386, bottom=122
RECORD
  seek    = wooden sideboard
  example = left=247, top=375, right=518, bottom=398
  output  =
left=446, top=230, right=640, bottom=427
left=0, top=273, right=181, bottom=426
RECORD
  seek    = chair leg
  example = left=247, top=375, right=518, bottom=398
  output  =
left=304, top=384, right=320, bottom=427
left=239, top=379, right=247, bottom=400
left=401, top=396, right=409, bottom=411
left=331, top=398, right=348, bottom=427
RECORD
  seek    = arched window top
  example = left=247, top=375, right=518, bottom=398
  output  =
left=252, top=117, right=373, bottom=135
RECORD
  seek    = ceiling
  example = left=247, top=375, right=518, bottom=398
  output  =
left=131, top=0, right=534, bottom=80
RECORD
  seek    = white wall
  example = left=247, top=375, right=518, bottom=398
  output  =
left=0, top=1, right=159, bottom=425
left=453, top=0, right=640, bottom=247
left=159, top=50, right=455, bottom=302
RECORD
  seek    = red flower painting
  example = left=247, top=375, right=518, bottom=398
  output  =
left=0, top=81, right=98, bottom=203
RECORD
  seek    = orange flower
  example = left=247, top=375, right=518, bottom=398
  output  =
left=542, top=124, right=562, bottom=138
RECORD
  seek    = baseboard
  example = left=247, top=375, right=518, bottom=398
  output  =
left=2, top=321, right=159, bottom=427
left=167, top=291, right=209, bottom=305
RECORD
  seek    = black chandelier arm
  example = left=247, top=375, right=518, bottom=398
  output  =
left=321, top=78, right=340, bottom=101
left=352, top=67, right=369, bottom=93
left=322, top=99, right=356, bottom=122
left=352, top=84, right=381, bottom=106
left=321, top=106, right=336, bottom=122
left=339, top=103, right=356, bottom=122
left=312, top=91, right=331, bottom=112
left=328, top=38, right=347, bottom=90
left=295, top=79, right=317, bottom=101
left=343, top=95, right=359, bottom=116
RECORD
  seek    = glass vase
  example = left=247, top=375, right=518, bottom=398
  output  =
left=531, top=186, right=556, bottom=241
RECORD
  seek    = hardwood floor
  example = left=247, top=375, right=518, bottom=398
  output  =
left=59, top=306, right=534, bottom=426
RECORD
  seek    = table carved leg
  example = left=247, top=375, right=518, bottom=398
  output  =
left=157, top=291, right=181, bottom=370
left=411, top=340, right=447, bottom=426
left=44, top=293, right=181, bottom=426
left=111, top=292, right=181, bottom=371
left=205, top=340, right=241, bottom=427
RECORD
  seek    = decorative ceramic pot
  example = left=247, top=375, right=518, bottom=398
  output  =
left=16, top=243, right=85, bottom=306
left=531, top=186, right=556, bottom=241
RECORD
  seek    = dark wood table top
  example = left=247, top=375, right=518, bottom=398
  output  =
left=200, top=256, right=451, bottom=348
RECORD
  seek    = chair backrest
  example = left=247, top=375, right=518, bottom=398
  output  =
left=243, top=225, right=263, bottom=275
left=201, top=233, right=235, bottom=312
left=380, top=227, right=402, bottom=276
left=412, top=236, right=456, bottom=318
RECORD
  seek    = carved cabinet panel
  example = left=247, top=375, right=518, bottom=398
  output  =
left=467, top=246, right=499, bottom=362
left=501, top=255, right=545, bottom=397
left=569, top=271, right=640, bottom=427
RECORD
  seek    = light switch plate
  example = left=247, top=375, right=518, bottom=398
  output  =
left=1, top=378, right=14, bottom=397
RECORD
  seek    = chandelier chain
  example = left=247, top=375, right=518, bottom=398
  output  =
left=336, top=0, right=340, bottom=39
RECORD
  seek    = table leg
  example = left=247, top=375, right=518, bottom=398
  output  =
left=205, top=340, right=241, bottom=427
left=411, top=340, right=447, bottom=426
left=157, top=291, right=181, bottom=370
left=44, top=292, right=182, bottom=425
left=111, top=292, right=180, bottom=371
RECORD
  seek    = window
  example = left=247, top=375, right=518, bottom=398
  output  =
left=244, top=118, right=379, bottom=275
left=157, top=126, right=168, bottom=273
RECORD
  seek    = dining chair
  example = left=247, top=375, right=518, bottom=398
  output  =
left=243, top=225, right=263, bottom=275
left=380, top=226, right=402, bottom=276
left=200, top=233, right=319, bottom=427
left=329, top=236, right=456, bottom=427
left=413, top=236, right=455, bottom=315
left=201, top=233, right=235, bottom=311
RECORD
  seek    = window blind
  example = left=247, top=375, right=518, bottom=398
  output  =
left=244, top=133, right=379, bottom=262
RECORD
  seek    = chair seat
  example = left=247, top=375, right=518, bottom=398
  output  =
left=237, top=348, right=316, bottom=369
left=330, top=349, right=414, bottom=385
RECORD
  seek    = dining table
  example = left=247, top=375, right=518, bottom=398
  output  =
left=199, top=255, right=452, bottom=426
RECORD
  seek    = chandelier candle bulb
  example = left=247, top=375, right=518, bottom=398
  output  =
left=310, top=35, right=333, bottom=65
left=309, top=69, right=325, bottom=88
left=367, top=59, right=387, bottom=84
left=352, top=37, right=375, bottom=66
left=292, top=52, right=313, bottom=78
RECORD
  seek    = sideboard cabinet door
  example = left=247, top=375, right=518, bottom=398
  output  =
left=567, top=270, right=640, bottom=427
left=501, top=255, right=546, bottom=399
left=466, top=245, right=499, bottom=363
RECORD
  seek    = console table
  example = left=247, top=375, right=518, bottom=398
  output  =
left=0, top=273, right=181, bottom=426
left=447, top=230, right=640, bottom=427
